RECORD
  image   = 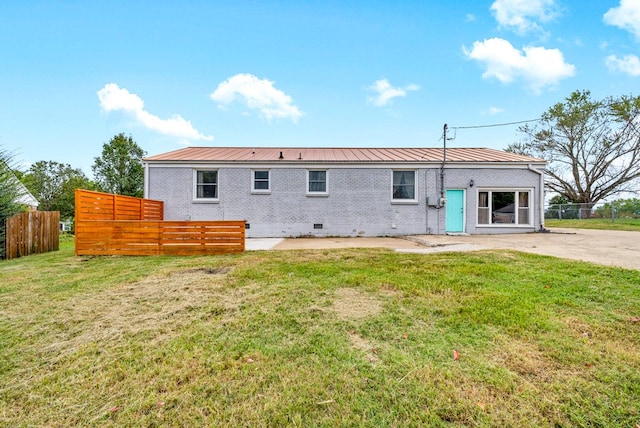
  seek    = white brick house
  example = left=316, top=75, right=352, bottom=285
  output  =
left=143, top=147, right=546, bottom=237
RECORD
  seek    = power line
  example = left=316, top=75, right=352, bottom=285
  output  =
left=450, top=118, right=540, bottom=130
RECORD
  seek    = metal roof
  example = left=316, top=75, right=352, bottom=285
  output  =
left=144, top=146, right=545, bottom=164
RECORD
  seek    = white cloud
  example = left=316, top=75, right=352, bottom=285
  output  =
left=490, top=0, right=557, bottom=34
left=367, top=79, right=419, bottom=107
left=488, top=106, right=505, bottom=115
left=604, top=0, right=640, bottom=38
left=210, top=73, right=303, bottom=122
left=606, top=54, right=640, bottom=76
left=463, top=37, right=575, bottom=93
left=97, top=83, right=213, bottom=141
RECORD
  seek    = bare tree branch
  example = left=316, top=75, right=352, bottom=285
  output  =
left=506, top=90, right=640, bottom=204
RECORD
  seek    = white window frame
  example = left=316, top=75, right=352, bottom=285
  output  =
left=392, top=169, right=418, bottom=203
left=307, top=169, right=328, bottom=196
left=251, top=169, right=271, bottom=193
left=193, top=169, right=219, bottom=202
left=477, top=188, right=532, bottom=227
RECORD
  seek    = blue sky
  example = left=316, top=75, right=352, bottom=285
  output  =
left=2, top=0, right=640, bottom=176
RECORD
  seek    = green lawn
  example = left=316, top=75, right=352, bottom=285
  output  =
left=545, top=217, right=640, bottom=231
left=1, top=241, right=639, bottom=427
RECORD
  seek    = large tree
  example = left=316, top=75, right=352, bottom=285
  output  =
left=21, top=161, right=94, bottom=220
left=508, top=90, right=640, bottom=205
left=92, top=133, right=146, bottom=197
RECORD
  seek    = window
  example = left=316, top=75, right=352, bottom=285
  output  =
left=518, top=192, right=530, bottom=225
left=252, top=170, right=270, bottom=192
left=478, top=190, right=531, bottom=225
left=194, top=170, right=218, bottom=200
left=392, top=170, right=416, bottom=200
left=307, top=170, right=327, bottom=194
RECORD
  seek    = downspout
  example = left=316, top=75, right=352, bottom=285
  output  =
left=143, top=162, right=149, bottom=199
left=435, top=169, right=441, bottom=233
left=528, top=164, right=545, bottom=231
left=425, top=168, right=430, bottom=234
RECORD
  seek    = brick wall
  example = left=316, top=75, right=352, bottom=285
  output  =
left=147, top=165, right=542, bottom=237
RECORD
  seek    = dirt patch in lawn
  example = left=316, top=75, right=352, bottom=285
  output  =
left=332, top=287, right=383, bottom=363
left=332, top=287, right=383, bottom=321
left=491, top=336, right=557, bottom=382
left=179, top=267, right=232, bottom=275
left=348, top=331, right=381, bottom=364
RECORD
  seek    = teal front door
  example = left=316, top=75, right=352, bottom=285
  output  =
left=446, top=190, right=465, bottom=233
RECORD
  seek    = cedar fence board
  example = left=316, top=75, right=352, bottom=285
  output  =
left=74, top=190, right=244, bottom=256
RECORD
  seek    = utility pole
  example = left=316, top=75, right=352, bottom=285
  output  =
left=440, top=123, right=448, bottom=206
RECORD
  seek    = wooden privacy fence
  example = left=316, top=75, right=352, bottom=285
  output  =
left=75, top=189, right=164, bottom=221
left=75, top=220, right=246, bottom=256
left=75, top=190, right=245, bottom=256
left=3, top=211, right=60, bottom=260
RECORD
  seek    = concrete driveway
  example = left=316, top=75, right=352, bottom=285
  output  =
left=404, top=228, right=640, bottom=270
left=248, top=228, right=640, bottom=270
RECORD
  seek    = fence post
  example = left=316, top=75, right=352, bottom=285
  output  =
left=611, top=201, right=615, bottom=223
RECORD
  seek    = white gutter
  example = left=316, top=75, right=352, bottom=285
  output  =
left=528, top=164, right=546, bottom=231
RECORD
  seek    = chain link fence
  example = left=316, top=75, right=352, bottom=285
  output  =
left=545, top=202, right=640, bottom=220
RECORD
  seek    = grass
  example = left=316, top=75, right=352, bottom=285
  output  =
left=1, top=241, right=640, bottom=427
left=546, top=217, right=640, bottom=231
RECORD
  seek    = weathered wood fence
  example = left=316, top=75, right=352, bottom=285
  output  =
left=75, top=190, right=245, bottom=256
left=3, top=211, right=60, bottom=260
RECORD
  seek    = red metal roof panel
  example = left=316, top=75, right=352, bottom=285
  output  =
left=144, top=147, right=545, bottom=163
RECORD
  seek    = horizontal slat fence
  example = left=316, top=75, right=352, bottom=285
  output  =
left=75, top=190, right=245, bottom=256
left=75, top=220, right=245, bottom=256
left=75, top=189, right=164, bottom=221
left=3, top=211, right=60, bottom=260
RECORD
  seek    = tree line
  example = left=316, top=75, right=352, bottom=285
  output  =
left=2, top=133, right=145, bottom=223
